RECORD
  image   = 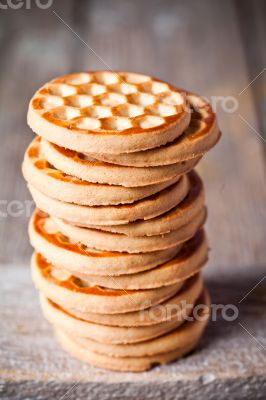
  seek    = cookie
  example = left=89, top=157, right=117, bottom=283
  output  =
left=32, top=252, right=183, bottom=314
left=43, top=296, right=186, bottom=346
left=40, top=283, right=207, bottom=345
left=29, top=210, right=181, bottom=276
left=52, top=207, right=206, bottom=253
left=87, top=92, right=220, bottom=166
left=69, top=230, right=208, bottom=290
left=27, top=71, right=191, bottom=154
left=28, top=171, right=190, bottom=226
left=23, top=137, right=185, bottom=206
left=41, top=138, right=200, bottom=187
left=59, top=273, right=204, bottom=327
left=54, top=289, right=210, bottom=371
left=82, top=170, right=204, bottom=234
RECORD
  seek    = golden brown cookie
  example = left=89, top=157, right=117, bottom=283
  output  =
left=52, top=207, right=206, bottom=253
left=23, top=137, right=186, bottom=206
left=41, top=137, right=199, bottom=187
left=28, top=171, right=190, bottom=226
left=27, top=71, right=191, bottom=154
left=54, top=289, right=210, bottom=371
left=29, top=210, right=181, bottom=276
left=32, top=252, right=183, bottom=314
left=87, top=92, right=220, bottom=166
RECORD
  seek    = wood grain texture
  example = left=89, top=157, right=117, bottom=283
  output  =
left=1, top=264, right=266, bottom=399
left=235, top=0, right=266, bottom=146
left=0, top=0, right=266, bottom=398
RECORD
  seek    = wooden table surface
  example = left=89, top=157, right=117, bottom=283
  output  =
left=0, top=1, right=266, bottom=399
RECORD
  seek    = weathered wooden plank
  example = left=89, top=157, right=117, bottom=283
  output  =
left=0, top=2, right=76, bottom=263
left=235, top=0, right=266, bottom=155
left=1, top=264, right=266, bottom=399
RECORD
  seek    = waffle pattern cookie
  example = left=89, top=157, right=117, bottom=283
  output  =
left=27, top=71, right=191, bottom=154
left=23, top=71, right=220, bottom=372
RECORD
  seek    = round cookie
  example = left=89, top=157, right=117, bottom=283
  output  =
left=87, top=93, right=220, bottom=166
left=42, top=296, right=187, bottom=345
left=52, top=207, right=206, bottom=253
left=60, top=273, right=204, bottom=327
left=40, top=282, right=206, bottom=344
left=28, top=172, right=190, bottom=226
left=32, top=252, right=183, bottom=314
left=22, top=137, right=184, bottom=206
left=27, top=71, right=191, bottom=154
left=56, top=330, right=197, bottom=372
left=69, top=230, right=208, bottom=290
left=29, top=210, right=181, bottom=276
left=54, top=290, right=210, bottom=371
left=73, top=170, right=204, bottom=234
left=41, top=138, right=200, bottom=188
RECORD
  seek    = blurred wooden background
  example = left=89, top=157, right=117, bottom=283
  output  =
left=0, top=0, right=265, bottom=279
left=1, top=1, right=266, bottom=396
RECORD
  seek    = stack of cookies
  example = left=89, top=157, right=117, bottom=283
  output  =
left=22, top=71, right=220, bottom=372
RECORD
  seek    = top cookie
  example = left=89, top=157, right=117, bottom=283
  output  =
left=27, top=71, right=190, bottom=154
